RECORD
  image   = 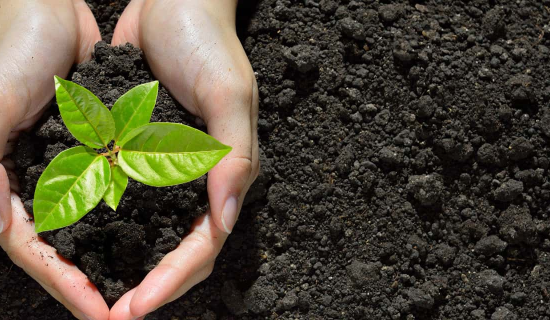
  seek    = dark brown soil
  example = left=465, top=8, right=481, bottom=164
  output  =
left=2, top=0, right=550, bottom=319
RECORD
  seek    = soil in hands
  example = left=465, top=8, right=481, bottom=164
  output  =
left=14, top=42, right=206, bottom=306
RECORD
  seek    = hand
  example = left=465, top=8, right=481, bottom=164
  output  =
left=0, top=1, right=108, bottom=319
left=110, top=0, right=259, bottom=318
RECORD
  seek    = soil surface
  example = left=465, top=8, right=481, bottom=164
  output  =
left=2, top=0, right=550, bottom=319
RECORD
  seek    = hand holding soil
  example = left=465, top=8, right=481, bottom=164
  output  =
left=110, top=0, right=259, bottom=318
left=0, top=0, right=258, bottom=319
left=0, top=1, right=107, bottom=320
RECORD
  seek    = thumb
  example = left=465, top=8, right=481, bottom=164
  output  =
left=0, top=117, right=13, bottom=234
left=205, top=81, right=259, bottom=234
left=0, top=164, right=11, bottom=235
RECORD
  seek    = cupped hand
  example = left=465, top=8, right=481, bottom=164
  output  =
left=110, top=0, right=259, bottom=318
left=0, top=1, right=108, bottom=319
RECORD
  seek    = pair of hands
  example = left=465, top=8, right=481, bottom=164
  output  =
left=0, top=0, right=259, bottom=319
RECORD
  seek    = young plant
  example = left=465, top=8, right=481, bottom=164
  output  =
left=33, top=76, right=231, bottom=233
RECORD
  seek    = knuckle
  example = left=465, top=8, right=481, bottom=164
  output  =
left=217, top=74, right=255, bottom=107
left=189, top=229, right=219, bottom=258
left=230, top=157, right=254, bottom=184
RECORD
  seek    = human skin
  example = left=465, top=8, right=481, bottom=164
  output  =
left=109, top=0, right=259, bottom=319
left=0, top=2, right=108, bottom=319
left=0, top=0, right=258, bottom=319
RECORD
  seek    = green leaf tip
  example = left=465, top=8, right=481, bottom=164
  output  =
left=103, top=165, right=129, bottom=211
left=55, top=76, right=115, bottom=149
left=112, top=80, right=159, bottom=143
left=118, top=123, right=231, bottom=187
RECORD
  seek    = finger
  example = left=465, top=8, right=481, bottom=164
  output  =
left=127, top=213, right=227, bottom=318
left=111, top=0, right=145, bottom=47
left=109, top=288, right=137, bottom=320
left=0, top=165, right=11, bottom=234
left=0, top=194, right=109, bottom=320
left=73, top=0, right=102, bottom=63
left=204, top=74, right=260, bottom=234
left=36, top=279, right=96, bottom=320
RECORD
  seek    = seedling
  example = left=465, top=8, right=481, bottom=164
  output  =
left=33, top=77, right=231, bottom=233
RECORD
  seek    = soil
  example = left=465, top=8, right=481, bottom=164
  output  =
left=2, top=0, right=550, bottom=319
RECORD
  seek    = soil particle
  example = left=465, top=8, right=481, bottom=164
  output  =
left=378, top=146, right=404, bottom=167
left=338, top=17, right=365, bottom=41
left=494, top=179, right=524, bottom=202
left=276, top=290, right=299, bottom=311
left=498, top=205, right=537, bottom=245
left=540, top=113, right=550, bottom=137
left=477, top=143, right=501, bottom=166
left=405, top=287, right=434, bottom=309
left=346, top=260, right=380, bottom=287
left=407, top=174, right=443, bottom=206
left=433, top=243, right=456, bottom=267
left=416, top=95, right=435, bottom=118
left=243, top=277, right=278, bottom=314
left=283, top=45, right=318, bottom=73
left=482, top=7, right=507, bottom=40
left=471, top=309, right=487, bottom=319
left=491, top=306, right=518, bottom=320
left=378, top=4, right=403, bottom=24
left=476, top=269, right=506, bottom=294
left=507, top=137, right=534, bottom=161
left=474, top=235, right=508, bottom=257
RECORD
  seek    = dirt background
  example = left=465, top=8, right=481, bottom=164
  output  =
left=3, top=0, right=550, bottom=319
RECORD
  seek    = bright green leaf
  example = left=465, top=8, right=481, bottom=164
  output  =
left=103, top=165, right=129, bottom=211
left=55, top=76, right=115, bottom=149
left=112, top=81, right=159, bottom=143
left=118, top=123, right=231, bottom=187
left=33, top=146, right=111, bottom=233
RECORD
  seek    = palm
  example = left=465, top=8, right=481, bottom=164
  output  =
left=109, top=1, right=259, bottom=319
left=0, top=0, right=101, bottom=134
left=0, top=1, right=106, bottom=319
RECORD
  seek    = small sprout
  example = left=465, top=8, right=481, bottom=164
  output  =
left=33, top=77, right=231, bottom=233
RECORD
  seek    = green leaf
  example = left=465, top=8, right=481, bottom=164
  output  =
left=33, top=146, right=111, bottom=233
left=55, top=76, right=115, bottom=149
left=118, top=123, right=231, bottom=187
left=111, top=81, right=159, bottom=143
left=103, top=165, right=129, bottom=211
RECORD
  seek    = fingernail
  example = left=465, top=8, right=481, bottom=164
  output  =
left=132, top=316, right=145, bottom=320
left=221, top=196, right=238, bottom=234
left=83, top=315, right=95, bottom=320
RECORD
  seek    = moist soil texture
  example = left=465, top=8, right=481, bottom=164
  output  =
left=2, top=0, right=550, bottom=319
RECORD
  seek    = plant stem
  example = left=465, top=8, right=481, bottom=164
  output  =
left=100, top=146, right=121, bottom=166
